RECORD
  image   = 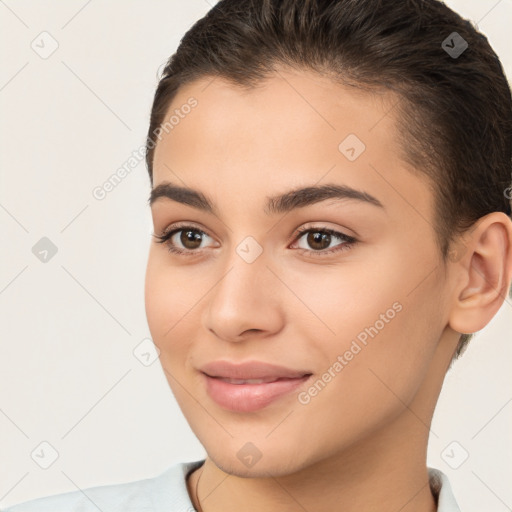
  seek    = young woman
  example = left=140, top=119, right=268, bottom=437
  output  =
left=4, top=0, right=511, bottom=511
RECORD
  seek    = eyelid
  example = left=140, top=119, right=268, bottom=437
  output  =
left=159, top=221, right=211, bottom=238
left=286, top=221, right=357, bottom=243
left=152, top=221, right=218, bottom=258
left=289, top=225, right=357, bottom=257
left=155, top=221, right=216, bottom=245
left=153, top=222, right=357, bottom=257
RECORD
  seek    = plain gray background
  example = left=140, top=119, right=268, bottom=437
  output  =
left=0, top=0, right=511, bottom=510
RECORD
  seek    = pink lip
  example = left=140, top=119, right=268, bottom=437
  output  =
left=202, top=373, right=312, bottom=412
left=198, top=360, right=313, bottom=412
left=199, top=360, right=311, bottom=380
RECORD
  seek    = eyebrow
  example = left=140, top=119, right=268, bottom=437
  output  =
left=148, top=181, right=384, bottom=215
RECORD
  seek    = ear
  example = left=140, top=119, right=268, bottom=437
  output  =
left=448, top=212, right=512, bottom=335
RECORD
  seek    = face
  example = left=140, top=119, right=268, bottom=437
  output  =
left=145, top=67, right=452, bottom=477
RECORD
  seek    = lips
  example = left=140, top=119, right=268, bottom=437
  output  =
left=198, top=360, right=313, bottom=412
left=202, top=373, right=312, bottom=412
left=199, top=359, right=311, bottom=380
left=216, top=377, right=287, bottom=384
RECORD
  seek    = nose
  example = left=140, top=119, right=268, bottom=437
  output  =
left=202, top=251, right=285, bottom=343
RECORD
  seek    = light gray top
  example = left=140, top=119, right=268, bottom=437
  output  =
left=2, top=460, right=461, bottom=511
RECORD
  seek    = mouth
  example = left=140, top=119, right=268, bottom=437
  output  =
left=199, top=359, right=311, bottom=380
left=205, top=375, right=310, bottom=384
left=202, top=372, right=313, bottom=412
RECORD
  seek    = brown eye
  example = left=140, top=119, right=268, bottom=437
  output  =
left=178, top=229, right=204, bottom=250
left=305, top=231, right=332, bottom=251
left=152, top=225, right=215, bottom=256
left=291, top=226, right=357, bottom=257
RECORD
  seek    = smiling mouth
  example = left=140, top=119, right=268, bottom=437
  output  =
left=211, top=375, right=311, bottom=384
left=202, top=373, right=313, bottom=412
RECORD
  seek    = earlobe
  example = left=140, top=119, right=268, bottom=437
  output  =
left=448, top=212, right=512, bottom=335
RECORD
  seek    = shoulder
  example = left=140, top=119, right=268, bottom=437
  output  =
left=1, top=459, right=205, bottom=512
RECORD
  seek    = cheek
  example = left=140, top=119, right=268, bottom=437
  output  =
left=328, top=276, right=444, bottom=412
left=289, top=253, right=441, bottom=410
left=280, top=254, right=400, bottom=350
left=292, top=296, right=439, bottom=455
left=144, top=254, right=192, bottom=348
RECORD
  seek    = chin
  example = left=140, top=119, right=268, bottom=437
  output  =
left=204, top=440, right=313, bottom=479
left=213, top=456, right=300, bottom=479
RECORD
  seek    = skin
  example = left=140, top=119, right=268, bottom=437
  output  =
left=145, top=66, right=512, bottom=512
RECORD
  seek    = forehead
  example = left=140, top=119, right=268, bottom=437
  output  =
left=154, top=68, right=400, bottom=171
left=151, top=68, right=432, bottom=223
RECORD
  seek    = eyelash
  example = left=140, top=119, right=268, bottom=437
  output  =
left=152, top=222, right=357, bottom=258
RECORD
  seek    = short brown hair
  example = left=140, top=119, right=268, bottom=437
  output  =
left=145, top=0, right=512, bottom=359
